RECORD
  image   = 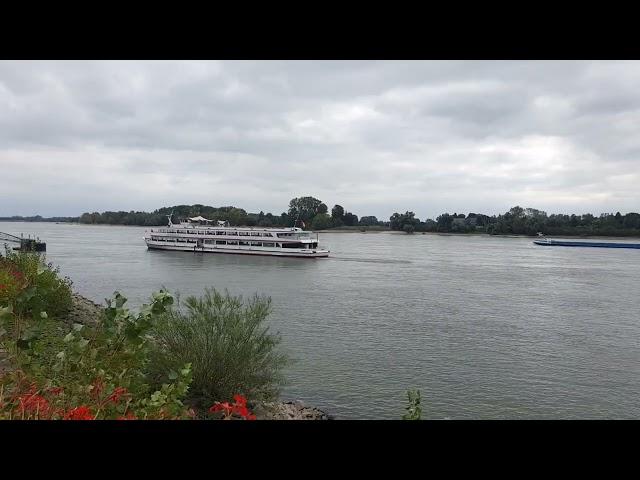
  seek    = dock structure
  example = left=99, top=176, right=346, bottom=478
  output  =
left=0, top=232, right=46, bottom=252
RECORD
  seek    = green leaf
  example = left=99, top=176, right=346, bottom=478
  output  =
left=73, top=323, right=84, bottom=331
left=63, top=332, right=75, bottom=343
left=0, top=305, right=13, bottom=320
left=40, top=311, right=48, bottom=319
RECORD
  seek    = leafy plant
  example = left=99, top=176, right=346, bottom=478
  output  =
left=402, top=389, right=422, bottom=420
left=1, top=289, right=195, bottom=420
left=0, top=247, right=72, bottom=318
left=147, top=288, right=290, bottom=407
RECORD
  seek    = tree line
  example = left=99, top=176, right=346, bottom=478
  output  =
left=74, top=197, right=387, bottom=230
left=5, top=198, right=640, bottom=237
left=0, top=215, right=79, bottom=223
left=388, top=206, right=640, bottom=236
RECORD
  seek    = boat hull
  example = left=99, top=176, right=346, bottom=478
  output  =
left=145, top=241, right=330, bottom=258
left=533, top=240, right=640, bottom=249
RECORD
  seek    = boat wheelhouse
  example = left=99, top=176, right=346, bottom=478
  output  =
left=144, top=216, right=330, bottom=258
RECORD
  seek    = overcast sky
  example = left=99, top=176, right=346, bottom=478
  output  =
left=1, top=60, right=639, bottom=219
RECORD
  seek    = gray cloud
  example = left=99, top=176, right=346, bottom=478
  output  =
left=1, top=60, right=639, bottom=219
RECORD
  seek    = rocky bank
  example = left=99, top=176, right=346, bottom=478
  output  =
left=253, top=400, right=333, bottom=420
left=65, top=292, right=332, bottom=420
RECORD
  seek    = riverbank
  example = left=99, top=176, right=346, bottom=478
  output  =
left=65, top=291, right=332, bottom=420
left=317, top=229, right=640, bottom=240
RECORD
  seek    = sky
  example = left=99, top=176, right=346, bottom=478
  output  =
left=1, top=60, right=639, bottom=220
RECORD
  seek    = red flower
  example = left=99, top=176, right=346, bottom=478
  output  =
left=210, top=395, right=255, bottom=420
left=0, top=284, right=6, bottom=290
left=64, top=406, right=94, bottom=420
left=209, top=402, right=233, bottom=415
left=16, top=392, right=51, bottom=418
left=10, top=270, right=24, bottom=283
left=107, top=386, right=128, bottom=404
left=232, top=405, right=249, bottom=417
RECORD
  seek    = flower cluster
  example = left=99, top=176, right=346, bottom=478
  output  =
left=209, top=394, right=256, bottom=420
left=63, top=406, right=94, bottom=420
left=0, top=374, right=139, bottom=420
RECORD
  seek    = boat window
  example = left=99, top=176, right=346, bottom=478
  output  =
left=204, top=239, right=214, bottom=244
left=251, top=232, right=260, bottom=236
left=281, top=243, right=303, bottom=248
left=227, top=240, right=238, bottom=245
left=215, top=240, right=226, bottom=245
left=216, top=231, right=225, bottom=235
left=239, top=232, right=249, bottom=236
left=250, top=241, right=262, bottom=247
left=239, top=241, right=250, bottom=246
left=263, top=242, right=275, bottom=247
left=263, top=233, right=273, bottom=237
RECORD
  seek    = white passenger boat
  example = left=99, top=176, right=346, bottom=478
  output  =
left=144, top=216, right=330, bottom=258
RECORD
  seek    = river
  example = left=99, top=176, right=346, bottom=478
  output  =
left=2, top=221, right=639, bottom=419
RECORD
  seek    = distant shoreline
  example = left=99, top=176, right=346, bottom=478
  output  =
left=3, top=220, right=640, bottom=240
left=316, top=230, right=640, bottom=240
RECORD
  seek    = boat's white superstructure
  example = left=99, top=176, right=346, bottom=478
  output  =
left=143, top=216, right=330, bottom=258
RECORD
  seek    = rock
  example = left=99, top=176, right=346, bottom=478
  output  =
left=253, top=400, right=332, bottom=420
left=63, top=293, right=104, bottom=326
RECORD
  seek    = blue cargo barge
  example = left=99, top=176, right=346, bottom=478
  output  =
left=533, top=239, right=640, bottom=249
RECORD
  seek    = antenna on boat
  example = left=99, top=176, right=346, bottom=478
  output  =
left=167, top=210, right=174, bottom=227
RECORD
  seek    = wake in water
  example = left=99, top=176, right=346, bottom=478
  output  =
left=329, top=256, right=412, bottom=265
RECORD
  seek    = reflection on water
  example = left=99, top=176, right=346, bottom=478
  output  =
left=2, top=222, right=640, bottom=419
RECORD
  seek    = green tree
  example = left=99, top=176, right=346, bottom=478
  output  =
left=359, top=216, right=379, bottom=226
left=343, top=212, right=359, bottom=226
left=311, top=213, right=332, bottom=230
left=288, top=197, right=327, bottom=226
left=390, top=211, right=420, bottom=232
left=436, top=213, right=453, bottom=232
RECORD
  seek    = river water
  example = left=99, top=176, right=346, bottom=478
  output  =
left=2, top=221, right=639, bottom=419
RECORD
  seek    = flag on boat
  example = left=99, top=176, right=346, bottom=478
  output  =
left=301, top=220, right=305, bottom=228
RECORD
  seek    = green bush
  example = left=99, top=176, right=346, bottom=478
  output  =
left=1, top=247, right=72, bottom=318
left=147, top=288, right=290, bottom=406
